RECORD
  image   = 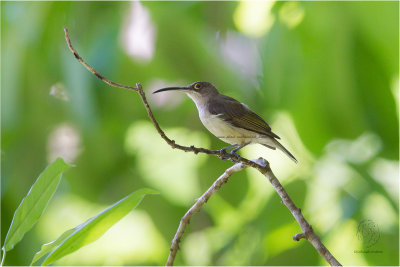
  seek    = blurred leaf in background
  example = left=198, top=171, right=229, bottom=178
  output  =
left=1, top=1, right=398, bottom=266
left=38, top=188, right=158, bottom=266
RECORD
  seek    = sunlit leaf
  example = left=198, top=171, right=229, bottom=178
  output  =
left=2, top=158, right=72, bottom=252
left=30, top=228, right=75, bottom=266
left=41, top=188, right=158, bottom=266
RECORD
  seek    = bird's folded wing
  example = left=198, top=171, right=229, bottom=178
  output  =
left=208, top=95, right=280, bottom=139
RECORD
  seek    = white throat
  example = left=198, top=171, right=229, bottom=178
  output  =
left=185, top=91, right=208, bottom=113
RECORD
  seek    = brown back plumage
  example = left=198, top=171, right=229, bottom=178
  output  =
left=208, top=94, right=280, bottom=140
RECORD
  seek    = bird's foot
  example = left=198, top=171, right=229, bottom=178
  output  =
left=228, top=143, right=248, bottom=161
left=218, top=148, right=231, bottom=161
left=218, top=144, right=240, bottom=161
left=227, top=151, right=241, bottom=163
left=230, top=151, right=241, bottom=158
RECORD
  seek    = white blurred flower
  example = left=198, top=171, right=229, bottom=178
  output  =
left=50, top=82, right=69, bottom=101
left=47, top=123, right=81, bottom=163
left=219, top=31, right=262, bottom=89
left=121, top=2, right=156, bottom=63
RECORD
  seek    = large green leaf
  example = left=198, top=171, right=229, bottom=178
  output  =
left=30, top=229, right=75, bottom=266
left=40, top=188, right=158, bottom=266
left=2, top=158, right=72, bottom=252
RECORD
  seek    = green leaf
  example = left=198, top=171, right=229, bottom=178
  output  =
left=30, top=229, right=75, bottom=266
left=41, top=188, right=158, bottom=266
left=3, top=158, right=72, bottom=252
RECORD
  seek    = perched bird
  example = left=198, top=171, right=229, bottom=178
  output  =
left=153, top=81, right=297, bottom=163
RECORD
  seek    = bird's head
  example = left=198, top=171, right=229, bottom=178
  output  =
left=153, top=81, right=219, bottom=100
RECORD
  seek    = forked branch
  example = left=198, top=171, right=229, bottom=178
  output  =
left=64, top=28, right=342, bottom=267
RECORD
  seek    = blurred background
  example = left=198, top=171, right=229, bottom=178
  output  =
left=1, top=1, right=399, bottom=266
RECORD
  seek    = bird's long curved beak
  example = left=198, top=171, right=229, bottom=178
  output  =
left=153, top=86, right=190, bottom=94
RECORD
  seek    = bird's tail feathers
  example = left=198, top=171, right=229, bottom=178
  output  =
left=264, top=139, right=298, bottom=163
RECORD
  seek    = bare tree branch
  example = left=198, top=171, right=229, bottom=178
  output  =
left=167, top=161, right=248, bottom=266
left=258, top=158, right=341, bottom=266
left=64, top=28, right=342, bottom=267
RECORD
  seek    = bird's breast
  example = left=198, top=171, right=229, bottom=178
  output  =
left=198, top=109, right=260, bottom=145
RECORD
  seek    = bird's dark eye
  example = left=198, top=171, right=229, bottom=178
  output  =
left=194, top=83, right=201, bottom=90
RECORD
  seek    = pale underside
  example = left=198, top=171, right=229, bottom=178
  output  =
left=200, top=112, right=276, bottom=147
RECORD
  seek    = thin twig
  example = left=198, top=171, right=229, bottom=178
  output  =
left=64, top=28, right=138, bottom=92
left=167, top=161, right=247, bottom=265
left=64, top=28, right=342, bottom=267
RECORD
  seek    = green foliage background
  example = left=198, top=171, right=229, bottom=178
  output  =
left=2, top=1, right=399, bottom=265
